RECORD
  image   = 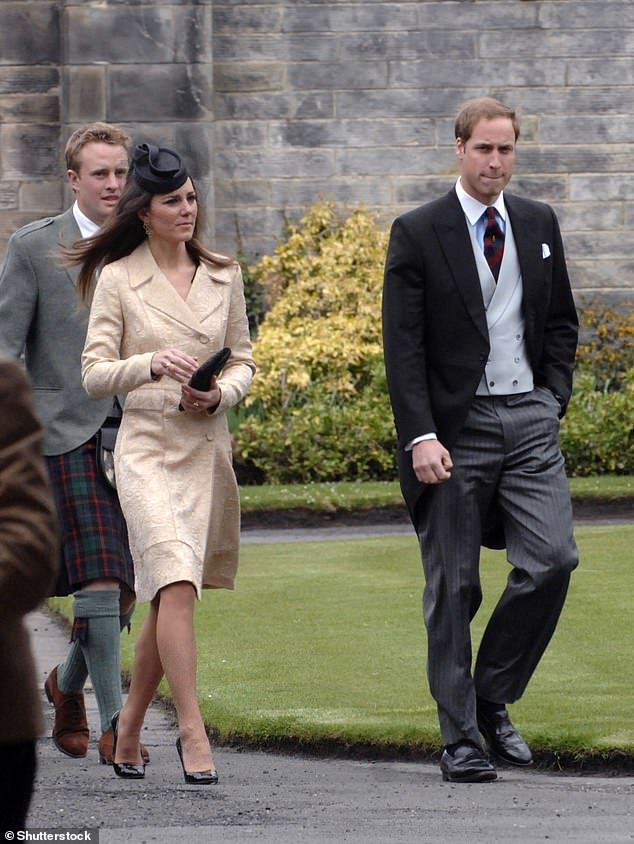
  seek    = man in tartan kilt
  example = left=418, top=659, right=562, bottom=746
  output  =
left=0, top=123, right=148, bottom=766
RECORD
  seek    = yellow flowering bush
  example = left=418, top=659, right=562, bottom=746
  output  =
left=575, top=299, right=634, bottom=390
left=233, top=202, right=396, bottom=483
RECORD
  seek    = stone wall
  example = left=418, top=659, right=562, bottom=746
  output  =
left=2, top=0, right=634, bottom=296
left=0, top=0, right=214, bottom=254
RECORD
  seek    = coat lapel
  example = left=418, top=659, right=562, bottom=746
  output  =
left=434, top=191, right=489, bottom=342
left=505, top=194, right=545, bottom=325
left=127, top=241, right=229, bottom=334
left=51, top=209, right=82, bottom=288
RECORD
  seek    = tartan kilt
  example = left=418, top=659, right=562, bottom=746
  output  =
left=46, top=438, right=134, bottom=597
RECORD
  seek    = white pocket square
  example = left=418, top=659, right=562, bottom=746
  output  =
left=542, top=243, right=551, bottom=259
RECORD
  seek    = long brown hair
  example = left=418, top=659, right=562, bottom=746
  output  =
left=65, top=176, right=235, bottom=305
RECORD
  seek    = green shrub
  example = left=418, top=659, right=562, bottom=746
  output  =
left=233, top=202, right=396, bottom=483
left=561, top=368, right=634, bottom=476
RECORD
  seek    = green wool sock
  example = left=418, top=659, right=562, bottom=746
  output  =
left=72, top=589, right=123, bottom=734
left=56, top=636, right=89, bottom=695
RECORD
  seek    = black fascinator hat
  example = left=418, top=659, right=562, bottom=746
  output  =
left=130, top=143, right=188, bottom=194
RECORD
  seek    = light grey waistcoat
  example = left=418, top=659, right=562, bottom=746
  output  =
left=467, top=217, right=534, bottom=396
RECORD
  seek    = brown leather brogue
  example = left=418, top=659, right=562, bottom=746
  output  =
left=44, top=666, right=89, bottom=758
left=98, top=727, right=150, bottom=766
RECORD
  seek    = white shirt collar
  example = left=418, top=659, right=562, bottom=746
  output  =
left=455, top=178, right=507, bottom=226
left=72, top=201, right=101, bottom=239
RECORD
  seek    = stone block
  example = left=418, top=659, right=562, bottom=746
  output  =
left=213, top=5, right=283, bottom=34
left=269, top=119, right=434, bottom=149
left=213, top=121, right=268, bottom=148
left=288, top=61, right=388, bottom=90
left=570, top=175, right=634, bottom=202
left=565, top=230, right=634, bottom=259
left=63, top=67, right=106, bottom=123
left=510, top=175, right=568, bottom=203
left=109, top=65, right=212, bottom=121
left=215, top=91, right=333, bottom=120
left=67, top=5, right=210, bottom=64
left=173, top=125, right=213, bottom=179
left=19, top=180, right=63, bottom=213
left=568, top=258, right=634, bottom=291
left=539, top=2, right=634, bottom=28
left=390, top=58, right=566, bottom=88
left=416, top=1, right=537, bottom=28
left=0, top=3, right=60, bottom=64
left=0, top=182, right=19, bottom=211
left=0, top=67, right=59, bottom=95
left=0, top=124, right=61, bottom=179
left=394, top=178, right=459, bottom=206
left=508, top=86, right=633, bottom=116
left=337, top=147, right=450, bottom=177
left=269, top=177, right=393, bottom=208
left=215, top=179, right=271, bottom=207
left=340, top=30, right=475, bottom=61
left=540, top=116, right=634, bottom=145
left=214, top=34, right=339, bottom=63
left=335, top=88, right=467, bottom=120
left=567, top=57, right=634, bottom=87
left=481, top=29, right=634, bottom=59
left=215, top=148, right=334, bottom=179
left=0, top=94, right=59, bottom=123
left=551, top=202, right=623, bottom=233
left=284, top=4, right=419, bottom=33
left=214, top=62, right=285, bottom=93
left=520, top=145, right=634, bottom=174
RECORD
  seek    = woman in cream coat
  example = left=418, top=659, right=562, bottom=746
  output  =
left=72, top=144, right=255, bottom=784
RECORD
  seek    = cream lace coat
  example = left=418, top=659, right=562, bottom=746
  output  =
left=81, top=241, right=255, bottom=601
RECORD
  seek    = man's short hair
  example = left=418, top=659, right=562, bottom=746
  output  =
left=454, top=97, right=520, bottom=144
left=65, top=122, right=130, bottom=172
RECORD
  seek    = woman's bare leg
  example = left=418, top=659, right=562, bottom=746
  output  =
left=113, top=601, right=163, bottom=765
left=155, top=581, right=213, bottom=772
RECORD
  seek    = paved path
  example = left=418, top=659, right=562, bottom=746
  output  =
left=23, top=523, right=634, bottom=843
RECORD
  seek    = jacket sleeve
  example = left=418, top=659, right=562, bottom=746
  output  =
left=81, top=265, right=156, bottom=397
left=0, top=359, right=58, bottom=614
left=382, top=215, right=437, bottom=448
left=209, top=264, right=256, bottom=415
left=0, top=232, right=39, bottom=359
left=536, top=206, right=579, bottom=414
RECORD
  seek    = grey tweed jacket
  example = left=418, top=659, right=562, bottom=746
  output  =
left=0, top=208, right=113, bottom=455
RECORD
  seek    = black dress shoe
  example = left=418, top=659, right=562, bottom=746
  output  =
left=477, top=701, right=533, bottom=767
left=176, top=738, right=218, bottom=785
left=440, top=741, right=497, bottom=783
left=111, top=712, right=145, bottom=780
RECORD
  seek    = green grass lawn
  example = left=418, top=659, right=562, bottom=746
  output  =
left=238, top=476, right=634, bottom=511
left=49, top=523, right=634, bottom=765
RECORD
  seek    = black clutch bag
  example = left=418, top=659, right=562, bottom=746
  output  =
left=178, top=347, right=231, bottom=411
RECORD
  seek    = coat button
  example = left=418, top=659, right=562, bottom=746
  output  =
left=206, top=433, right=214, bottom=442
left=199, top=335, right=210, bottom=344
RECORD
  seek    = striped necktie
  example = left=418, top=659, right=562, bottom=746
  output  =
left=483, top=207, right=505, bottom=281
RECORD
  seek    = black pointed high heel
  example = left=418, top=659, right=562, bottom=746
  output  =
left=111, top=711, right=145, bottom=779
left=176, top=738, right=218, bottom=785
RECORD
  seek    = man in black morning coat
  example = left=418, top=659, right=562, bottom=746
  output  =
left=382, top=97, right=579, bottom=783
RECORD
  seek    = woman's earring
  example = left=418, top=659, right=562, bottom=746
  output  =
left=143, top=221, right=152, bottom=237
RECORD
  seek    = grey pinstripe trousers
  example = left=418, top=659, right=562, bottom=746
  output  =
left=416, top=387, right=579, bottom=747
